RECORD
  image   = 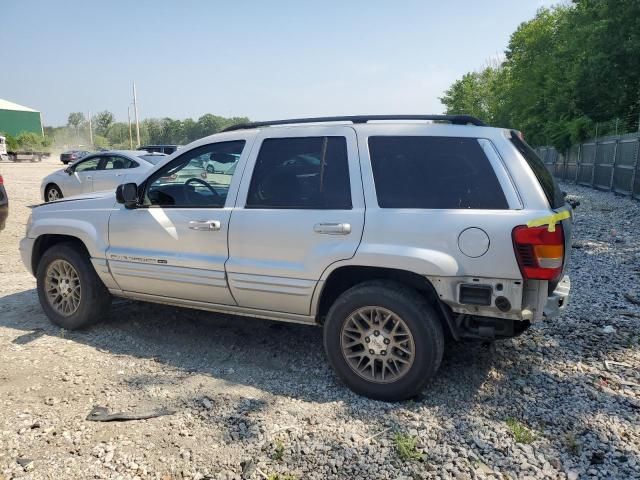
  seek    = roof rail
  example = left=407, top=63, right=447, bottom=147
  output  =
left=222, top=114, right=486, bottom=132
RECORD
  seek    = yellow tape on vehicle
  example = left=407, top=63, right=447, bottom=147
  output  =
left=526, top=210, right=571, bottom=232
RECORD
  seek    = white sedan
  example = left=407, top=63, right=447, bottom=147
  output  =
left=41, top=150, right=166, bottom=202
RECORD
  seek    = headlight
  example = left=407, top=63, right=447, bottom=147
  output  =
left=25, top=214, right=33, bottom=237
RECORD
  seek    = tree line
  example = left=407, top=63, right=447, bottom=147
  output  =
left=46, top=112, right=250, bottom=150
left=440, top=0, right=640, bottom=149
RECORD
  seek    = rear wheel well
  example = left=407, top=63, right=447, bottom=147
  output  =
left=317, top=266, right=453, bottom=333
left=32, top=235, right=89, bottom=275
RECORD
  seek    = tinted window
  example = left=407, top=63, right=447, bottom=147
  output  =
left=246, top=137, right=351, bottom=209
left=144, top=140, right=245, bottom=207
left=510, top=132, right=564, bottom=209
left=368, top=136, right=508, bottom=209
left=103, top=156, right=137, bottom=169
left=74, top=157, right=101, bottom=172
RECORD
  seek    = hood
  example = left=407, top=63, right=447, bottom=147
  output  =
left=43, top=169, right=68, bottom=182
left=32, top=190, right=117, bottom=210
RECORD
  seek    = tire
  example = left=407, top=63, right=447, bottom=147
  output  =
left=36, top=242, right=111, bottom=330
left=45, top=184, right=63, bottom=202
left=323, top=280, right=444, bottom=401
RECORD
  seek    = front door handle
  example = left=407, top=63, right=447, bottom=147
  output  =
left=313, top=223, right=351, bottom=235
left=189, top=220, right=221, bottom=231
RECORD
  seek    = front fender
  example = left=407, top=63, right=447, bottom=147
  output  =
left=29, top=219, right=106, bottom=259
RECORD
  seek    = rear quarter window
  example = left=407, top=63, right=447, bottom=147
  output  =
left=368, top=136, right=508, bottom=209
left=509, top=132, right=564, bottom=209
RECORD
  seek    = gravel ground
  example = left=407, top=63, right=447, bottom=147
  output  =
left=1, top=159, right=639, bottom=480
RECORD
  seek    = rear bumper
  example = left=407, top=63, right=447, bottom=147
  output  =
left=543, top=275, right=570, bottom=318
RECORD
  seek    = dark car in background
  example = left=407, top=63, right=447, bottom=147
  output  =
left=0, top=168, right=7, bottom=231
left=138, top=144, right=180, bottom=155
left=60, top=150, right=91, bottom=164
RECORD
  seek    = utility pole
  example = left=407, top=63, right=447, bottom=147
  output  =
left=88, top=111, right=93, bottom=146
left=127, top=106, right=133, bottom=149
left=133, top=82, right=141, bottom=147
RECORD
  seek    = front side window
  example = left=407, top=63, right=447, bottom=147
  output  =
left=246, top=136, right=351, bottom=209
left=368, top=136, right=508, bottom=209
left=144, top=140, right=245, bottom=207
left=74, top=157, right=101, bottom=172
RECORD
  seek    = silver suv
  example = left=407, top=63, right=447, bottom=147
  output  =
left=20, top=115, right=572, bottom=401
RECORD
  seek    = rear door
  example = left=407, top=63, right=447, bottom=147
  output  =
left=227, top=126, right=365, bottom=315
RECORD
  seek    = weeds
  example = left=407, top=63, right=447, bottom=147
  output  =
left=393, top=433, right=423, bottom=461
left=564, top=432, right=581, bottom=455
left=272, top=439, right=285, bottom=461
left=266, top=474, right=296, bottom=480
left=505, top=418, right=536, bottom=444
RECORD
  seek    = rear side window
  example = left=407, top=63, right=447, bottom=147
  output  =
left=510, top=132, right=564, bottom=209
left=368, top=136, right=508, bottom=209
left=246, top=136, right=351, bottom=209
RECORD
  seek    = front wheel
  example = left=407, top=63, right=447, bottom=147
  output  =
left=36, top=243, right=111, bottom=329
left=323, top=281, right=444, bottom=401
left=45, top=184, right=63, bottom=202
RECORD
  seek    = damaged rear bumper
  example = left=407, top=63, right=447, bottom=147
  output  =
left=543, top=275, right=570, bottom=318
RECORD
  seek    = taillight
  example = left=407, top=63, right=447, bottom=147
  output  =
left=0, top=174, right=3, bottom=185
left=512, top=224, right=564, bottom=281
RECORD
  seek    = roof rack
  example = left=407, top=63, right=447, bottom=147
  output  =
left=222, top=114, right=485, bottom=132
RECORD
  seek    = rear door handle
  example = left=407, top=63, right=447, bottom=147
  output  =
left=313, top=223, right=351, bottom=235
left=188, top=220, right=221, bottom=231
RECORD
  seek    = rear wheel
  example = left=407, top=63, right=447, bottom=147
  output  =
left=45, top=184, right=63, bottom=202
left=36, top=243, right=111, bottom=329
left=323, top=281, right=445, bottom=401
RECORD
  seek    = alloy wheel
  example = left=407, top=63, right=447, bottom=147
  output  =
left=47, top=188, right=60, bottom=201
left=45, top=259, right=81, bottom=316
left=340, top=306, right=415, bottom=383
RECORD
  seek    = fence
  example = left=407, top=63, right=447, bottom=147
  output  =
left=536, top=133, right=640, bottom=199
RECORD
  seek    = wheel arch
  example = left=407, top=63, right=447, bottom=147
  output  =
left=313, top=265, right=458, bottom=339
left=31, top=234, right=90, bottom=276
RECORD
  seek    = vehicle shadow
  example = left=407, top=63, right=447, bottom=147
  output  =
left=0, top=288, right=493, bottom=406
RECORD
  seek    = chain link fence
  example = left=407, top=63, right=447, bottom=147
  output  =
left=535, top=133, right=640, bottom=199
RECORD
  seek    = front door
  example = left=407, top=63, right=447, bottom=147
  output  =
left=107, top=139, right=250, bottom=304
left=91, top=155, right=135, bottom=192
left=71, top=156, right=101, bottom=194
left=227, top=126, right=365, bottom=315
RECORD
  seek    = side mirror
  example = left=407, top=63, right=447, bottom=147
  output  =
left=64, top=166, right=73, bottom=174
left=116, top=182, right=139, bottom=209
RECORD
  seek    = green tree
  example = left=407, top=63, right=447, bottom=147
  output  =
left=67, top=112, right=85, bottom=141
left=67, top=112, right=85, bottom=130
left=94, top=111, right=115, bottom=137
left=440, top=1, right=640, bottom=149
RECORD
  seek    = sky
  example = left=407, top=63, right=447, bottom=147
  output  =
left=1, top=0, right=556, bottom=126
